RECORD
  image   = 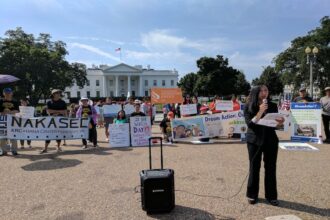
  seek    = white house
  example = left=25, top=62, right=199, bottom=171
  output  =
left=64, top=63, right=179, bottom=98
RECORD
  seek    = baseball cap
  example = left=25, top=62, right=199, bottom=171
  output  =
left=299, top=87, right=306, bottom=92
left=3, top=88, right=13, bottom=93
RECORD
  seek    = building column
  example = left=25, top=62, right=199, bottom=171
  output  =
left=139, top=76, right=143, bottom=96
left=127, top=75, right=131, bottom=97
left=115, top=75, right=119, bottom=97
left=103, top=76, right=107, bottom=97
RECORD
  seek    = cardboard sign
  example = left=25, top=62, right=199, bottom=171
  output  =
left=130, top=116, right=151, bottom=146
left=180, top=104, right=197, bottom=115
left=279, top=142, right=319, bottom=151
left=0, top=115, right=7, bottom=139
left=103, top=104, right=122, bottom=117
left=109, top=123, right=130, bottom=147
left=151, top=88, right=183, bottom=104
left=18, top=106, right=35, bottom=118
left=290, top=102, right=322, bottom=143
left=215, top=101, right=234, bottom=111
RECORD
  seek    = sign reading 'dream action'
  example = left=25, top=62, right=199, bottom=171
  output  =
left=180, top=104, right=197, bottom=115
left=290, top=102, right=322, bottom=143
left=7, top=116, right=89, bottom=140
left=151, top=88, right=183, bottom=104
left=109, top=123, right=130, bottom=147
left=215, top=101, right=234, bottom=111
left=130, top=116, right=151, bottom=146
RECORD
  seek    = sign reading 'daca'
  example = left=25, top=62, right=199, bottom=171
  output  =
left=130, top=116, right=151, bottom=147
left=7, top=115, right=89, bottom=140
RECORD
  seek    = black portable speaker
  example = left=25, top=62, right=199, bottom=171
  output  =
left=140, top=137, right=175, bottom=214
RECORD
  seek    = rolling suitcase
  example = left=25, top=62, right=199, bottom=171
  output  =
left=140, top=137, right=175, bottom=214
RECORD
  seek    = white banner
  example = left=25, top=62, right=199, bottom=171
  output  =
left=130, top=116, right=151, bottom=146
left=124, top=104, right=135, bottom=115
left=7, top=116, right=89, bottom=140
left=103, top=104, right=122, bottom=117
left=18, top=106, right=35, bottom=118
left=109, top=123, right=130, bottom=147
left=181, top=104, right=197, bottom=115
left=216, top=101, right=233, bottom=111
left=0, top=115, right=7, bottom=139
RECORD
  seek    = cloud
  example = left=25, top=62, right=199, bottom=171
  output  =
left=66, top=36, right=125, bottom=45
left=69, top=43, right=120, bottom=62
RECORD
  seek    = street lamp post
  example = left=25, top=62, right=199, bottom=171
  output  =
left=305, top=46, right=319, bottom=98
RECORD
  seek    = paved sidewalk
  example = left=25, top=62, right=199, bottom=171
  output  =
left=0, top=126, right=329, bottom=220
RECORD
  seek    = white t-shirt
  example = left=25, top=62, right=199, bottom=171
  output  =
left=320, top=96, right=330, bottom=116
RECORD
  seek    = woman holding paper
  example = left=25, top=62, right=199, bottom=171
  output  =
left=244, top=85, right=284, bottom=206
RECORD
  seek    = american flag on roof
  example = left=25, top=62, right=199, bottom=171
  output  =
left=115, top=47, right=121, bottom=52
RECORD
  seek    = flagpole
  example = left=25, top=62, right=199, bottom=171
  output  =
left=120, top=48, right=122, bottom=62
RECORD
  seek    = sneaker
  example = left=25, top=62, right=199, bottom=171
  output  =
left=28, top=145, right=32, bottom=149
left=57, top=147, right=63, bottom=152
left=12, top=151, right=18, bottom=156
left=267, top=199, right=279, bottom=206
left=82, top=145, right=88, bottom=149
left=40, top=149, right=47, bottom=154
left=93, top=145, right=99, bottom=148
left=247, top=198, right=258, bottom=205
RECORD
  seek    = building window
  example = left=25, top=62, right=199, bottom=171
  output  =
left=145, top=90, right=149, bottom=96
left=65, top=92, right=71, bottom=99
left=145, top=80, right=148, bottom=86
left=162, top=80, right=166, bottom=86
left=96, top=91, right=100, bottom=97
left=153, top=80, right=157, bottom=86
left=87, top=91, right=90, bottom=98
left=171, top=80, right=174, bottom=86
left=96, top=80, right=100, bottom=86
left=132, top=91, right=135, bottom=96
left=110, top=91, right=114, bottom=97
left=120, top=80, right=124, bottom=87
left=77, top=91, right=81, bottom=98
left=86, top=80, right=90, bottom=86
left=109, top=80, right=114, bottom=86
left=131, top=80, right=135, bottom=86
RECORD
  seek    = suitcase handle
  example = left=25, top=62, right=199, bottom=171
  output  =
left=148, top=137, right=163, bottom=170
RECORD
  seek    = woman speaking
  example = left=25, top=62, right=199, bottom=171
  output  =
left=244, top=85, right=284, bottom=206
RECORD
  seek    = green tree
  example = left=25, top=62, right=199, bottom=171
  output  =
left=177, top=72, right=198, bottom=96
left=252, top=66, right=283, bottom=95
left=0, top=27, right=87, bottom=105
left=275, top=16, right=330, bottom=95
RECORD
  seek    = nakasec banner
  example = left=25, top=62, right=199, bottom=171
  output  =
left=7, top=115, right=89, bottom=140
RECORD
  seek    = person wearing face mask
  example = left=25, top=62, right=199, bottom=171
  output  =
left=244, top=85, right=284, bottom=206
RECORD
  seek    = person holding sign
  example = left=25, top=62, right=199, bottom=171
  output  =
left=130, top=100, right=146, bottom=117
left=40, top=89, right=68, bottom=154
left=76, top=97, right=98, bottom=149
left=0, top=88, right=19, bottom=156
left=244, top=85, right=284, bottom=206
left=113, top=110, right=128, bottom=124
left=320, top=87, right=330, bottom=143
left=19, top=98, right=32, bottom=149
left=104, top=97, right=114, bottom=142
left=160, top=111, right=174, bottom=143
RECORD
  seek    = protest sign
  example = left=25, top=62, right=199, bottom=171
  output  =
left=215, top=101, right=234, bottom=111
left=18, top=106, right=35, bottom=118
left=109, top=123, right=130, bottom=147
left=151, top=88, right=183, bottom=104
left=171, top=116, right=206, bottom=140
left=124, top=104, right=135, bottom=115
left=103, top=104, right=122, bottom=117
left=277, top=110, right=291, bottom=132
left=7, top=115, right=89, bottom=140
left=0, top=115, right=7, bottom=139
left=290, top=102, right=322, bottom=143
left=130, top=116, right=151, bottom=146
left=279, top=142, right=319, bottom=151
left=180, top=104, right=197, bottom=115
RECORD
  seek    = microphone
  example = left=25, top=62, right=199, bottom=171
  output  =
left=263, top=99, right=267, bottom=104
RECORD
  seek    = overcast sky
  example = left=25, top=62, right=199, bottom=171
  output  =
left=1, top=0, right=329, bottom=81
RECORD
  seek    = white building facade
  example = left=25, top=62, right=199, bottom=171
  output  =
left=65, top=63, right=179, bottom=98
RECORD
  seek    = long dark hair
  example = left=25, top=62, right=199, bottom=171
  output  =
left=247, top=85, right=270, bottom=114
left=116, top=110, right=126, bottom=120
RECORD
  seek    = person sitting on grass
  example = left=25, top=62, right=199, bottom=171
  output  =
left=76, top=97, right=98, bottom=149
left=160, top=111, right=174, bottom=143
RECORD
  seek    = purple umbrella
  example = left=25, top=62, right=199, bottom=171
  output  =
left=0, top=74, right=20, bottom=84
